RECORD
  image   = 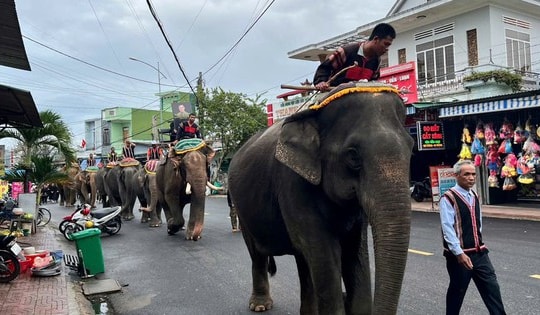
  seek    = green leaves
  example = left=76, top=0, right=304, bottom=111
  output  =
left=197, top=87, right=267, bottom=176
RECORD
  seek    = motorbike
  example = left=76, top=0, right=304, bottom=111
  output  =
left=58, top=204, right=89, bottom=234
left=0, top=233, right=23, bottom=283
left=411, top=176, right=432, bottom=202
left=62, top=206, right=122, bottom=241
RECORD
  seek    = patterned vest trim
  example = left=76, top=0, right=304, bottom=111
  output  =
left=442, top=188, right=486, bottom=254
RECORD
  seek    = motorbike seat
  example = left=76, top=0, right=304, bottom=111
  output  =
left=91, top=207, right=119, bottom=219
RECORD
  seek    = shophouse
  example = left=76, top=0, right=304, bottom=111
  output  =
left=282, top=0, right=540, bottom=204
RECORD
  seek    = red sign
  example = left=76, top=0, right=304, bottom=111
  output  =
left=379, top=61, right=418, bottom=104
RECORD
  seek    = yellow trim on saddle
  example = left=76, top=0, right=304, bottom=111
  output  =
left=174, top=140, right=206, bottom=155
left=309, top=86, right=400, bottom=110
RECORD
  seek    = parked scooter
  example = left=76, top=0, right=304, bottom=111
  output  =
left=411, top=177, right=432, bottom=202
left=62, top=205, right=122, bottom=241
left=0, top=233, right=23, bottom=283
left=58, top=204, right=89, bottom=234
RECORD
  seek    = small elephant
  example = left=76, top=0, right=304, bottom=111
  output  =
left=137, top=160, right=162, bottom=227
left=228, top=83, right=414, bottom=314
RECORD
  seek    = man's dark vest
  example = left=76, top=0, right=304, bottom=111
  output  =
left=442, top=188, right=486, bottom=255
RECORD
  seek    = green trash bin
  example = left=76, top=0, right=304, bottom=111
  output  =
left=70, top=228, right=105, bottom=275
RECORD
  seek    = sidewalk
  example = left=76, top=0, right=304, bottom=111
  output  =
left=1, top=200, right=538, bottom=315
left=0, top=222, right=94, bottom=315
left=412, top=200, right=540, bottom=221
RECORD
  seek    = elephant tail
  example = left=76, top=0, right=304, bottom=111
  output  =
left=268, top=256, right=277, bottom=277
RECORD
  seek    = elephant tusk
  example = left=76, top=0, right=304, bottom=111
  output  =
left=185, top=182, right=191, bottom=195
left=206, top=181, right=223, bottom=191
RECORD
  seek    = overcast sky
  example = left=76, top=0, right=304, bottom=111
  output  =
left=1, top=0, right=394, bottom=146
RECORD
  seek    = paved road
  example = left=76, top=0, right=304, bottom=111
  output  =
left=51, top=197, right=540, bottom=314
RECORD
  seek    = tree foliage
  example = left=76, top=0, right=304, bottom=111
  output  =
left=197, top=87, right=267, bottom=176
left=0, top=110, right=76, bottom=167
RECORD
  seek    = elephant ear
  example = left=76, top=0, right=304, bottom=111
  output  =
left=276, top=111, right=321, bottom=185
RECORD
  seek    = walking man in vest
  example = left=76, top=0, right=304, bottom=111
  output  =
left=439, top=160, right=506, bottom=315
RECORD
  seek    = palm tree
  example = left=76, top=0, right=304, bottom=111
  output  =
left=0, top=110, right=76, bottom=192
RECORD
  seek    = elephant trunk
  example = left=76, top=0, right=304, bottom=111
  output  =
left=358, top=157, right=412, bottom=314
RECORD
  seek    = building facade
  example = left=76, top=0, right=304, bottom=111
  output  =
left=283, top=0, right=540, bottom=204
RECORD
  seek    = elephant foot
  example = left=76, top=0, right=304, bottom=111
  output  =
left=168, top=224, right=181, bottom=235
left=149, top=222, right=161, bottom=228
left=123, top=215, right=135, bottom=221
left=249, top=294, right=273, bottom=312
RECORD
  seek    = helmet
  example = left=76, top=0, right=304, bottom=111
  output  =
left=85, top=221, right=94, bottom=228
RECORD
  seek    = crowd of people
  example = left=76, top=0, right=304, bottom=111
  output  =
left=39, top=184, right=60, bottom=205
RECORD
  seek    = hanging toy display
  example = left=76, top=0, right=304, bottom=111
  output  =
left=458, top=143, right=472, bottom=160
left=461, top=125, right=472, bottom=144
left=499, top=119, right=514, bottom=140
left=513, top=122, right=527, bottom=144
left=484, top=123, right=497, bottom=145
left=501, top=153, right=518, bottom=191
left=517, top=154, right=534, bottom=185
left=475, top=121, right=485, bottom=140
left=486, top=145, right=501, bottom=188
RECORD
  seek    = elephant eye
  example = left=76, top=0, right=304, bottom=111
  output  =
left=344, top=148, right=362, bottom=171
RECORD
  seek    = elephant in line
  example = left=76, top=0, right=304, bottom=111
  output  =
left=74, top=168, right=98, bottom=208
left=228, top=83, right=414, bottom=314
left=59, top=162, right=80, bottom=207
left=95, top=167, right=110, bottom=207
left=104, top=160, right=146, bottom=221
left=156, top=143, right=216, bottom=240
left=137, top=160, right=162, bottom=227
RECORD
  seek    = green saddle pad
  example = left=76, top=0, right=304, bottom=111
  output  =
left=174, top=139, right=206, bottom=154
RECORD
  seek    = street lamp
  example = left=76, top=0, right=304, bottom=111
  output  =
left=129, top=57, right=167, bottom=127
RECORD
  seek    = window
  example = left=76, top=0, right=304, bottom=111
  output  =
left=380, top=53, right=389, bottom=69
left=505, top=29, right=531, bottom=72
left=398, top=48, right=406, bottom=64
left=467, top=29, right=478, bottom=66
left=416, top=35, right=455, bottom=84
left=103, top=128, right=110, bottom=145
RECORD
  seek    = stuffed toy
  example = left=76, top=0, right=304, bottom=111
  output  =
left=461, top=125, right=472, bottom=144
left=475, top=122, right=485, bottom=140
left=501, top=153, right=517, bottom=178
left=499, top=120, right=514, bottom=140
left=458, top=143, right=472, bottom=160
left=488, top=170, right=499, bottom=188
left=513, top=122, right=527, bottom=144
left=484, top=123, right=496, bottom=145
left=486, top=145, right=501, bottom=172
left=474, top=154, right=483, bottom=167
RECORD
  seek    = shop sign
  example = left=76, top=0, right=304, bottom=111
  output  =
left=417, top=121, right=445, bottom=151
left=428, top=166, right=454, bottom=202
left=379, top=61, right=418, bottom=104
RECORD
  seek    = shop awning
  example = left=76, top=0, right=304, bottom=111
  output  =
left=0, top=84, right=43, bottom=128
left=0, top=0, right=31, bottom=70
left=439, top=95, right=540, bottom=118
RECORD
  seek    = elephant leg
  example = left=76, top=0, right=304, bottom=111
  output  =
left=140, top=211, right=150, bottom=223
left=229, top=206, right=238, bottom=231
left=148, top=202, right=162, bottom=227
left=246, top=238, right=273, bottom=312
left=294, top=255, right=317, bottom=315
left=341, top=218, right=372, bottom=314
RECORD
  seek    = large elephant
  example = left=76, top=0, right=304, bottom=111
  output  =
left=228, top=83, right=414, bottom=314
left=74, top=167, right=98, bottom=208
left=105, top=160, right=144, bottom=220
left=155, top=142, right=216, bottom=240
